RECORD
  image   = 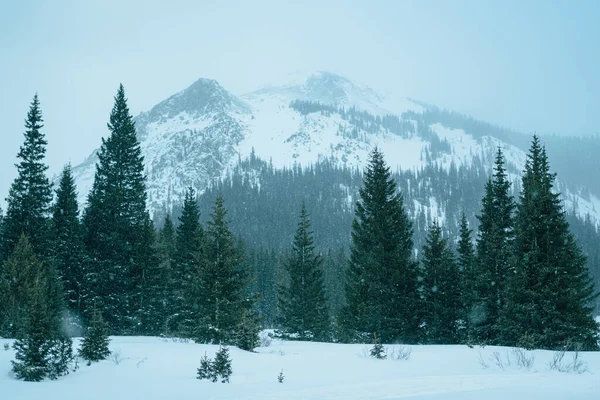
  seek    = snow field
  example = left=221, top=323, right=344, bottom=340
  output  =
left=2, top=335, right=599, bottom=399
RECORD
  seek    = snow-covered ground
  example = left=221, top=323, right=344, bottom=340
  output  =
left=2, top=335, right=599, bottom=399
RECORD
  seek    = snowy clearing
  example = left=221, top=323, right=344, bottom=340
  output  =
left=2, top=336, right=599, bottom=399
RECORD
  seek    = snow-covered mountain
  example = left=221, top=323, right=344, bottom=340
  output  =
left=70, top=71, right=600, bottom=223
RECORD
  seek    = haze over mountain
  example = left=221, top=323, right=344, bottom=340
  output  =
left=2, top=1, right=599, bottom=207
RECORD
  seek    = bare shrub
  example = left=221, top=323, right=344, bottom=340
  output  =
left=491, top=351, right=505, bottom=370
left=111, top=349, right=125, bottom=365
left=548, top=349, right=588, bottom=373
left=477, top=351, right=490, bottom=369
left=388, top=345, right=412, bottom=361
left=510, top=348, right=535, bottom=370
left=259, top=331, right=272, bottom=348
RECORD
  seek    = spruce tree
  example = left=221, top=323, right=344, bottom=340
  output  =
left=51, top=165, right=86, bottom=319
left=212, top=346, right=233, bottom=383
left=420, top=221, right=462, bottom=344
left=187, top=194, right=251, bottom=344
left=79, top=306, right=111, bottom=363
left=174, top=187, right=204, bottom=335
left=339, top=148, right=419, bottom=343
left=499, top=136, right=599, bottom=350
left=278, top=202, right=330, bottom=341
left=472, top=148, right=515, bottom=344
left=82, top=84, right=155, bottom=334
left=9, top=237, right=71, bottom=381
left=156, top=215, right=177, bottom=336
left=456, top=213, right=475, bottom=342
left=197, top=352, right=214, bottom=380
left=2, top=94, right=53, bottom=260
left=235, top=309, right=261, bottom=352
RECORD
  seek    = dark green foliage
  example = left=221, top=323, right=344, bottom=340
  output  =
left=10, top=242, right=70, bottom=382
left=156, top=215, right=177, bottom=336
left=79, top=307, right=111, bottom=363
left=235, top=309, right=261, bottom=352
left=2, top=95, right=53, bottom=261
left=174, top=188, right=204, bottom=335
left=471, top=149, right=515, bottom=344
left=456, top=213, right=475, bottom=342
left=52, top=164, right=86, bottom=319
left=82, top=84, right=155, bottom=334
left=212, top=346, right=233, bottom=383
left=498, top=136, right=599, bottom=350
left=187, top=194, right=252, bottom=344
left=0, top=236, right=62, bottom=338
left=278, top=203, right=330, bottom=341
left=369, top=333, right=386, bottom=359
left=277, top=369, right=284, bottom=383
left=196, top=352, right=214, bottom=380
left=47, top=336, right=75, bottom=380
left=420, top=221, right=462, bottom=343
left=339, top=148, right=419, bottom=343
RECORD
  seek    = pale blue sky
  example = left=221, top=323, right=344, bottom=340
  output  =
left=1, top=0, right=599, bottom=203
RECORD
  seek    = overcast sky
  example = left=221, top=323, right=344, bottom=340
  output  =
left=1, top=0, right=599, bottom=206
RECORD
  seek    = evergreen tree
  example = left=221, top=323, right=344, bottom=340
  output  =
left=339, top=148, right=419, bottom=343
left=212, top=346, right=233, bottom=383
left=10, top=237, right=71, bottom=381
left=82, top=84, right=155, bottom=334
left=278, top=202, right=330, bottom=341
left=456, top=213, right=475, bottom=342
left=2, top=95, right=53, bottom=260
left=420, top=221, right=462, bottom=343
left=11, top=274, right=58, bottom=381
left=174, top=187, right=204, bottom=335
left=499, top=136, right=599, bottom=350
left=0, top=235, right=62, bottom=337
left=234, top=309, right=261, bottom=352
left=156, top=215, right=177, bottom=336
left=187, top=194, right=251, bottom=344
left=197, top=352, right=214, bottom=380
left=51, top=164, right=86, bottom=319
left=79, top=306, right=111, bottom=363
left=472, top=148, right=515, bottom=344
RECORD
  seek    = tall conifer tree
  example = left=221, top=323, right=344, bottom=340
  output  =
left=187, top=194, right=251, bottom=344
left=420, top=221, right=462, bottom=343
left=456, top=213, right=475, bottom=341
left=2, top=95, right=53, bottom=260
left=52, top=164, right=86, bottom=317
left=174, top=187, right=204, bottom=334
left=278, top=202, right=330, bottom=341
left=499, top=136, right=599, bottom=350
left=339, top=148, right=419, bottom=343
left=82, top=84, right=154, bottom=334
left=472, top=149, right=515, bottom=344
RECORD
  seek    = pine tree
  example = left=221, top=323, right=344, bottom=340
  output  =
left=420, top=221, right=462, bottom=344
left=456, top=213, right=475, bottom=342
left=10, top=237, right=70, bottom=381
left=0, top=235, right=60, bottom=337
left=499, top=136, right=599, bottom=350
left=79, top=306, right=111, bottom=363
left=369, top=333, right=386, bottom=359
left=11, top=274, right=57, bottom=381
left=82, top=84, right=155, bottom=334
left=339, top=148, right=419, bottom=343
left=174, top=187, right=204, bottom=335
left=278, top=202, right=330, bottom=341
left=156, top=215, right=177, bottom=336
left=2, top=95, right=53, bottom=260
left=187, top=194, right=251, bottom=344
left=235, top=309, right=261, bottom=352
left=51, top=165, right=86, bottom=321
left=472, top=148, right=515, bottom=344
left=197, top=352, right=214, bottom=380
left=212, top=346, right=233, bottom=383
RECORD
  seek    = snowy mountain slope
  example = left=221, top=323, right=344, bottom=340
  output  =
left=2, top=336, right=599, bottom=400
left=69, top=71, right=600, bottom=225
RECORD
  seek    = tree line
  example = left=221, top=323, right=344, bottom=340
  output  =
left=0, top=88, right=598, bottom=382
